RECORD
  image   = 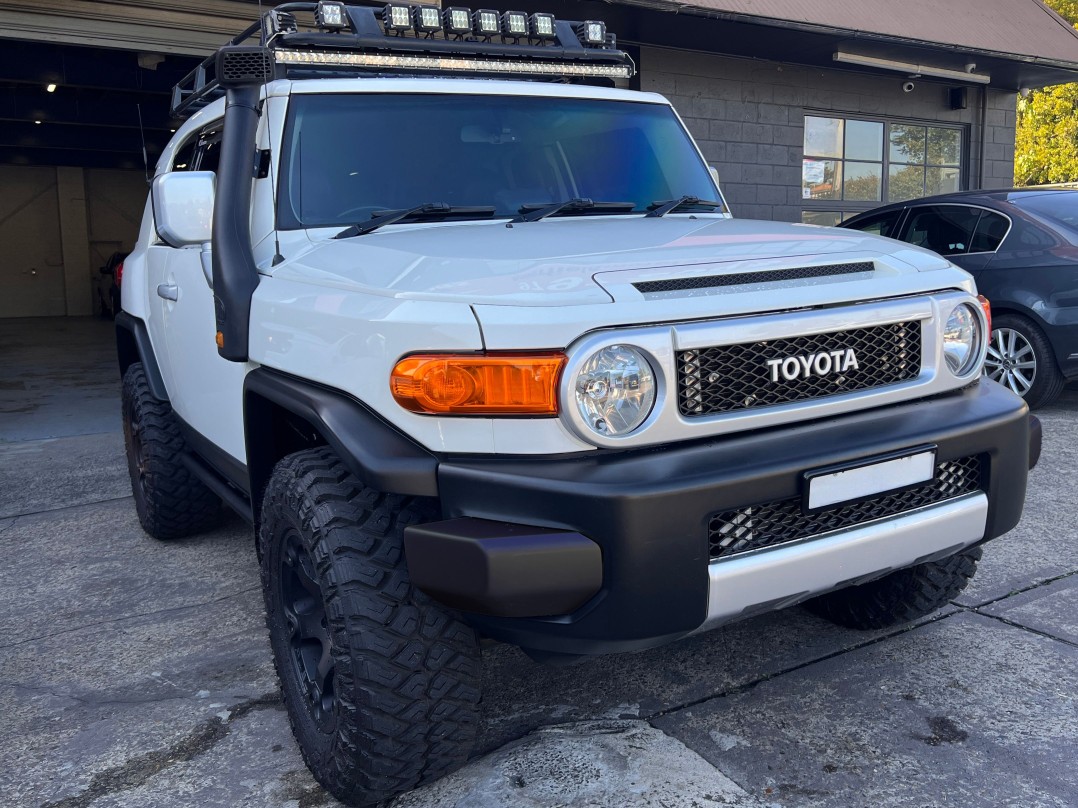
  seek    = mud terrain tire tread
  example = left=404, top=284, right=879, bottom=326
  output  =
left=259, top=446, right=481, bottom=807
left=804, top=546, right=983, bottom=630
left=121, top=362, right=221, bottom=540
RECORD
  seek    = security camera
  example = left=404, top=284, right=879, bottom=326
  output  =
left=965, top=63, right=977, bottom=74
left=902, top=81, right=916, bottom=93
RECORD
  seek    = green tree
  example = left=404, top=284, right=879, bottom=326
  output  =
left=1015, top=0, right=1078, bottom=184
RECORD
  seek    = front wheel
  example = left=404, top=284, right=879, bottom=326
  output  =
left=804, top=547, right=982, bottom=630
left=259, top=447, right=481, bottom=807
left=984, top=313, right=1064, bottom=409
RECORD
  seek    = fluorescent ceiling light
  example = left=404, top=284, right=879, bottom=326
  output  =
left=833, top=51, right=990, bottom=84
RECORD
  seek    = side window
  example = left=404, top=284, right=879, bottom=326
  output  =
left=969, top=211, right=1010, bottom=253
left=194, top=129, right=223, bottom=174
left=171, top=134, right=198, bottom=171
left=902, top=205, right=980, bottom=256
left=848, top=209, right=903, bottom=238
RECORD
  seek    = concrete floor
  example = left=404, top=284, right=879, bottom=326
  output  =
left=1, top=316, right=1077, bottom=807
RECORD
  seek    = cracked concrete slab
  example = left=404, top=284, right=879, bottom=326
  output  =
left=955, top=388, right=1078, bottom=607
left=0, top=588, right=279, bottom=807
left=652, top=611, right=1078, bottom=807
left=979, top=574, right=1078, bottom=646
left=0, top=498, right=253, bottom=647
left=397, top=720, right=764, bottom=808
left=0, top=431, right=129, bottom=519
left=476, top=604, right=957, bottom=755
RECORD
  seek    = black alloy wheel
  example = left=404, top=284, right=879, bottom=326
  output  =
left=279, top=529, right=336, bottom=731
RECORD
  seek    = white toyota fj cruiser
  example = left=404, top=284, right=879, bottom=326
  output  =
left=115, top=2, right=1040, bottom=804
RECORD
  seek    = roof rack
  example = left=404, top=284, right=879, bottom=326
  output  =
left=171, top=1, right=635, bottom=119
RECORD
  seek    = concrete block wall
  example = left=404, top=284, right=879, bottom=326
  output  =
left=638, top=47, right=1018, bottom=222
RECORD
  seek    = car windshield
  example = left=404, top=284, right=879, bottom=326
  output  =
left=1011, top=191, right=1078, bottom=234
left=277, top=93, right=720, bottom=229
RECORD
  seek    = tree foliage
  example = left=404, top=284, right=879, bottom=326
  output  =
left=1015, top=0, right=1078, bottom=185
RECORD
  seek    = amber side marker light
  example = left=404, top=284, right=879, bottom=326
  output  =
left=391, top=353, right=566, bottom=415
left=977, top=294, right=992, bottom=336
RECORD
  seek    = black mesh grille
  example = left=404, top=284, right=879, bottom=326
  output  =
left=679, top=321, right=921, bottom=416
left=708, top=456, right=984, bottom=561
left=634, top=262, right=873, bottom=294
left=218, top=48, right=274, bottom=85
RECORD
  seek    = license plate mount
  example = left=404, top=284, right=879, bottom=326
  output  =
left=802, top=446, right=937, bottom=514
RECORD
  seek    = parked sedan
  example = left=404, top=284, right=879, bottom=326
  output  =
left=842, top=189, right=1078, bottom=408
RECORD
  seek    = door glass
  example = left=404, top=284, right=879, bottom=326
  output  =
left=847, top=209, right=903, bottom=238
left=802, top=211, right=842, bottom=227
left=969, top=211, right=1010, bottom=252
left=903, top=206, right=980, bottom=256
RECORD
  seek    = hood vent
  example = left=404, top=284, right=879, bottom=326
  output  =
left=633, top=261, right=875, bottom=294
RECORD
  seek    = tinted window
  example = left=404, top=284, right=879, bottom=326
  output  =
left=903, top=206, right=980, bottom=256
left=278, top=94, right=719, bottom=228
left=847, top=209, right=903, bottom=238
left=170, top=134, right=198, bottom=171
left=195, top=130, right=222, bottom=174
left=969, top=211, right=1009, bottom=253
left=1011, top=192, right=1078, bottom=232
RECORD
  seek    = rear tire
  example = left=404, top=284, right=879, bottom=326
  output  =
left=121, top=363, right=222, bottom=539
left=804, top=547, right=982, bottom=630
left=259, top=447, right=481, bottom=807
left=984, top=313, right=1064, bottom=409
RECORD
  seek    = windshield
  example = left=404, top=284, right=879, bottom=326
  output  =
left=1011, top=191, right=1078, bottom=234
left=278, top=93, right=720, bottom=229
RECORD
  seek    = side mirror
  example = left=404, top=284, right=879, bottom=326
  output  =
left=153, top=171, right=215, bottom=247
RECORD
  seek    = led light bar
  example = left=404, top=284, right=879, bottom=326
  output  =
left=274, top=48, right=632, bottom=78
left=473, top=8, right=500, bottom=37
left=315, top=1, right=347, bottom=29
left=529, top=12, right=555, bottom=38
left=383, top=3, right=412, bottom=32
left=414, top=4, right=442, bottom=32
left=502, top=10, right=528, bottom=37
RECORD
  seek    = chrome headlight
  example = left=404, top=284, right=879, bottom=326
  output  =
left=574, top=345, right=656, bottom=436
left=943, top=303, right=983, bottom=376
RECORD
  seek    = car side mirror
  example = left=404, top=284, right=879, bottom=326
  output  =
left=153, top=171, right=215, bottom=247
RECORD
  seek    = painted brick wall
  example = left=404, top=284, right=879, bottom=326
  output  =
left=638, top=46, right=1017, bottom=222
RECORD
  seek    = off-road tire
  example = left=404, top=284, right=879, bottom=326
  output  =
left=804, top=546, right=982, bottom=630
left=121, top=363, right=222, bottom=540
left=259, top=447, right=481, bottom=807
left=986, top=313, right=1064, bottom=410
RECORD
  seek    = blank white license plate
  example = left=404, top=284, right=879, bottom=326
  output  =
left=806, top=449, right=936, bottom=511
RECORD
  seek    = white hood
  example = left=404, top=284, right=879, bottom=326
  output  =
left=270, top=215, right=950, bottom=306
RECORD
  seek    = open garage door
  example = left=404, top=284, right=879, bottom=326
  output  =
left=0, top=1, right=258, bottom=317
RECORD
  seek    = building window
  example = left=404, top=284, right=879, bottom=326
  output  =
left=801, top=115, right=964, bottom=224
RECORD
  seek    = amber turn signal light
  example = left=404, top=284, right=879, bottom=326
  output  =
left=391, top=353, right=566, bottom=415
left=977, top=294, right=992, bottom=336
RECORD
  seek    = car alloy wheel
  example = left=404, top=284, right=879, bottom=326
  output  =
left=279, top=530, right=336, bottom=730
left=984, top=327, right=1037, bottom=397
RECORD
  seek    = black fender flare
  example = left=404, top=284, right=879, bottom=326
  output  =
left=243, top=368, right=439, bottom=510
left=115, top=312, right=168, bottom=401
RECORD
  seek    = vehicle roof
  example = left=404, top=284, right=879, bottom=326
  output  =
left=843, top=186, right=1078, bottom=221
left=276, top=77, right=667, bottom=103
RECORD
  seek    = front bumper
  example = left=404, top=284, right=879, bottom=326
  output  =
left=405, top=380, right=1033, bottom=656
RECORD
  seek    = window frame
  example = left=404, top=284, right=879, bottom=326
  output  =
left=896, top=203, right=1013, bottom=257
left=801, top=112, right=968, bottom=224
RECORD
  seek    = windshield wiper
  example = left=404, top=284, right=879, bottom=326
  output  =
left=334, top=203, right=496, bottom=238
left=512, top=198, right=637, bottom=224
left=646, top=196, right=726, bottom=218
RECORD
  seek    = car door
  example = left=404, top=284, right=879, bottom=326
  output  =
left=153, top=124, right=250, bottom=467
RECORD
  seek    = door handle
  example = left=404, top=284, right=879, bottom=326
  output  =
left=156, top=283, right=178, bottom=301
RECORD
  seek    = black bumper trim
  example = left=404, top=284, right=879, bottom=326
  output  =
left=435, top=381, right=1031, bottom=656
left=403, top=518, right=602, bottom=618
